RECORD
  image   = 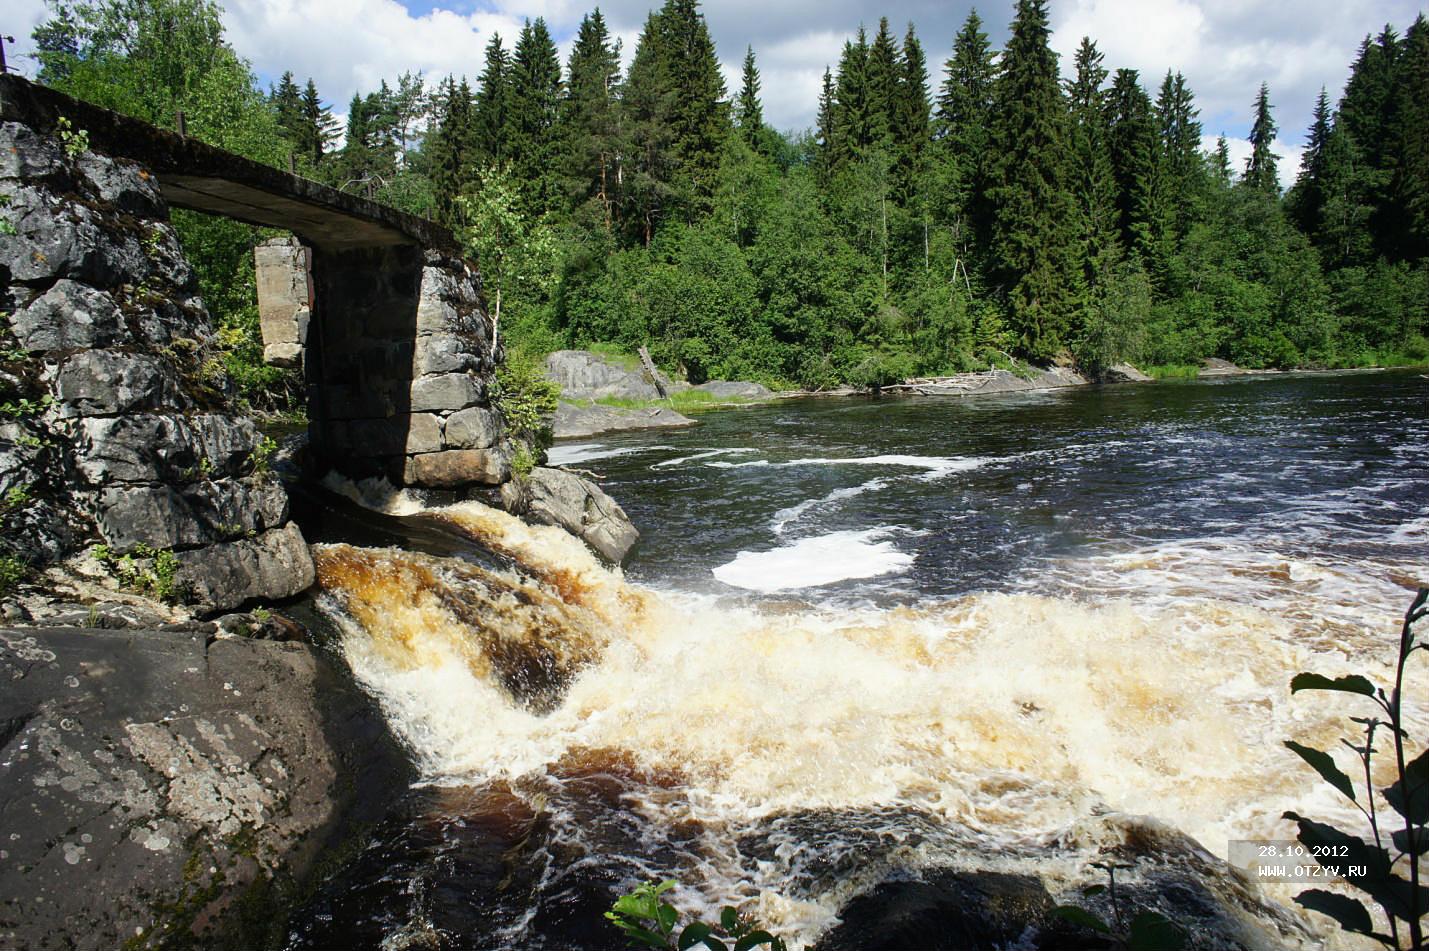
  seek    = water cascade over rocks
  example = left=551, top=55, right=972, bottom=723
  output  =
left=288, top=481, right=1421, bottom=950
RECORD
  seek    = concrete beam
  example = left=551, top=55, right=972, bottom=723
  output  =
left=0, top=74, right=458, bottom=253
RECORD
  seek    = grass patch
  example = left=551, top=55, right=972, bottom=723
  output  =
left=1144, top=364, right=1202, bottom=380
left=584, top=342, right=643, bottom=373
left=589, top=389, right=755, bottom=413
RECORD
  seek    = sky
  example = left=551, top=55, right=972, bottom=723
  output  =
left=8, top=0, right=1427, bottom=179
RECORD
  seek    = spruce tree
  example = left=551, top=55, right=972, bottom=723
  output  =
left=473, top=33, right=511, bottom=164
left=620, top=11, right=677, bottom=245
left=271, top=71, right=303, bottom=146
left=427, top=76, right=474, bottom=226
left=1244, top=82, right=1279, bottom=194
left=1106, top=70, right=1161, bottom=261
left=988, top=0, right=1080, bottom=359
left=562, top=9, right=623, bottom=226
left=508, top=18, right=564, bottom=211
left=1065, top=38, right=1122, bottom=303
left=658, top=0, right=731, bottom=211
left=737, top=46, right=764, bottom=148
left=1395, top=14, right=1429, bottom=258
left=831, top=28, right=872, bottom=170
left=892, top=24, right=930, bottom=203
left=815, top=67, right=837, bottom=183
left=1286, top=88, right=1333, bottom=238
left=1156, top=70, right=1204, bottom=236
left=865, top=17, right=900, bottom=147
left=299, top=78, right=337, bottom=167
left=935, top=10, right=998, bottom=261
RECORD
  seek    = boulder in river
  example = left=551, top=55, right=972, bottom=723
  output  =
left=500, top=466, right=639, bottom=563
left=552, top=401, right=696, bottom=439
left=1103, top=363, right=1152, bottom=383
left=0, top=625, right=410, bottom=951
left=544, top=350, right=663, bottom=401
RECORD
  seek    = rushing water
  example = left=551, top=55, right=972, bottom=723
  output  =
left=289, top=370, right=1428, bottom=951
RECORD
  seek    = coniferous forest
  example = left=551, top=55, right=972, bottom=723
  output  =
left=30, top=0, right=1429, bottom=402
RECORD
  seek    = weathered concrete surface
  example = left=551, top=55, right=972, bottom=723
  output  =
left=0, top=626, right=410, bottom=951
left=500, top=467, right=638, bottom=563
left=254, top=238, right=310, bottom=368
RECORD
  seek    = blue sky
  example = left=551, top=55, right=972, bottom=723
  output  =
left=11, top=0, right=1427, bottom=176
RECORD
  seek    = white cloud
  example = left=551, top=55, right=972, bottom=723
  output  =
left=8, top=0, right=1423, bottom=152
left=1051, top=0, right=1422, bottom=151
left=4, top=0, right=58, bottom=79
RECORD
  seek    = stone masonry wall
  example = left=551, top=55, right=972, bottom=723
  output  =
left=301, top=243, right=512, bottom=489
left=0, top=120, right=314, bottom=612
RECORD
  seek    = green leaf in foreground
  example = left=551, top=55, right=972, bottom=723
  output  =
left=1383, top=747, right=1429, bottom=825
left=1284, top=740, right=1357, bottom=802
left=1127, top=911, right=1185, bottom=951
left=1052, top=904, right=1111, bottom=933
left=1292, top=889, right=1378, bottom=937
left=1289, top=672, right=1377, bottom=696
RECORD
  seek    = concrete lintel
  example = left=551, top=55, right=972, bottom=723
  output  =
left=0, top=74, right=458, bottom=254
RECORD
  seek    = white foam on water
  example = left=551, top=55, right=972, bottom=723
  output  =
left=769, top=479, right=895, bottom=534
left=545, top=443, right=669, bottom=465
left=712, top=529, right=915, bottom=592
left=653, top=447, right=758, bottom=468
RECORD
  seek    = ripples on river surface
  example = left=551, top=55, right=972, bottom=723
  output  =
left=291, top=370, right=1428, bottom=951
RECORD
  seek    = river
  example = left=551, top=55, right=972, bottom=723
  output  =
left=288, top=369, right=1428, bottom=950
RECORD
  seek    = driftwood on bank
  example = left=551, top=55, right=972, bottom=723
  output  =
left=882, top=370, right=1009, bottom=395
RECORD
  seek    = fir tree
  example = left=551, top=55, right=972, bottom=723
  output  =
left=736, top=46, right=764, bottom=147
left=620, top=11, right=678, bottom=245
left=988, top=0, right=1080, bottom=358
left=1244, top=82, right=1279, bottom=194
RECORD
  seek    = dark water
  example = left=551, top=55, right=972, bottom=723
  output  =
left=560, top=370, right=1428, bottom=605
left=290, top=370, right=1429, bottom=951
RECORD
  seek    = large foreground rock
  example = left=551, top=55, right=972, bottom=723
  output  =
left=0, top=626, right=409, bottom=951
left=500, top=467, right=639, bottom=563
left=552, top=400, right=696, bottom=439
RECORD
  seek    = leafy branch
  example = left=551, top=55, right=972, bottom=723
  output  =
left=1284, top=587, right=1428, bottom=949
left=606, top=880, right=787, bottom=951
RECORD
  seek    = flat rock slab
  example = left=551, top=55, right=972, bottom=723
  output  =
left=0, top=626, right=408, bottom=951
left=552, top=401, right=696, bottom=439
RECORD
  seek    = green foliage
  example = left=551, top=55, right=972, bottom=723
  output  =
left=0, top=556, right=27, bottom=597
left=605, top=880, right=788, bottom=951
left=1053, top=863, right=1186, bottom=950
left=249, top=436, right=279, bottom=474
left=1284, top=588, right=1428, bottom=949
left=95, top=543, right=186, bottom=604
left=492, top=347, right=559, bottom=446
left=55, top=116, right=89, bottom=157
